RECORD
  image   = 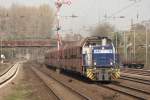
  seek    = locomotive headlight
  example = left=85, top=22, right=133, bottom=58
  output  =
left=94, top=62, right=96, bottom=65
left=110, top=62, right=113, bottom=65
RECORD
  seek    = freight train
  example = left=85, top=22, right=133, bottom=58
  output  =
left=122, top=60, right=144, bottom=69
left=45, top=36, right=120, bottom=81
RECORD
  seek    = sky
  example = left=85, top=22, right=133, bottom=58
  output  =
left=0, top=0, right=150, bottom=35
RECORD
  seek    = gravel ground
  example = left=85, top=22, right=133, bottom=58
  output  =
left=0, top=62, right=58, bottom=100
left=118, top=78, right=150, bottom=93
left=121, top=72, right=150, bottom=80
left=32, top=62, right=135, bottom=100
left=1, top=61, right=143, bottom=100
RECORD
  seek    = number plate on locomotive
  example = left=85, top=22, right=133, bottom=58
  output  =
left=94, top=49, right=113, bottom=53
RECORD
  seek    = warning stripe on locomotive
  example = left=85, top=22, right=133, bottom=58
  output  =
left=111, top=74, right=116, bottom=79
left=111, top=69, right=120, bottom=79
left=86, top=69, right=95, bottom=80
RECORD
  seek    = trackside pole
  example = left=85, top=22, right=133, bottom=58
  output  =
left=54, top=0, right=72, bottom=73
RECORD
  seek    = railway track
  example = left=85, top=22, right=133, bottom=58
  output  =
left=121, top=75, right=150, bottom=85
left=0, top=65, right=14, bottom=77
left=31, top=67, right=91, bottom=100
left=121, top=68, right=150, bottom=76
left=100, top=69, right=150, bottom=99
left=0, top=62, right=20, bottom=87
left=123, top=68, right=150, bottom=72
left=99, top=81, right=150, bottom=100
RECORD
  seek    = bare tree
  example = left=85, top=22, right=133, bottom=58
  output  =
left=0, top=4, right=55, bottom=40
left=63, top=33, right=83, bottom=41
left=92, top=23, right=115, bottom=37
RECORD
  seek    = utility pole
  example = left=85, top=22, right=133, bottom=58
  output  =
left=115, top=32, right=118, bottom=53
left=142, top=21, right=149, bottom=68
left=133, top=30, right=136, bottom=60
left=130, top=18, right=136, bottom=62
left=124, top=32, right=127, bottom=62
left=145, top=24, right=148, bottom=68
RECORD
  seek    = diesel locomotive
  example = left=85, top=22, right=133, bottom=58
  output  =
left=45, top=36, right=120, bottom=81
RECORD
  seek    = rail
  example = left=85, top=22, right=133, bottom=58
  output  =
left=99, top=82, right=150, bottom=99
left=31, top=67, right=91, bottom=100
left=0, top=63, right=19, bottom=87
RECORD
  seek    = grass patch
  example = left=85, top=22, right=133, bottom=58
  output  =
left=5, top=83, right=37, bottom=100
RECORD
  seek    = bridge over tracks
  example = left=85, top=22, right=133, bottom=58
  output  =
left=0, top=39, right=57, bottom=61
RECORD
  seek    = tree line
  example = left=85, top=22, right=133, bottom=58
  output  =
left=0, top=4, right=55, bottom=40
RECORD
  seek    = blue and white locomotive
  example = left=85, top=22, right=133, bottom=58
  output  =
left=82, top=37, right=120, bottom=81
left=45, top=36, right=120, bottom=81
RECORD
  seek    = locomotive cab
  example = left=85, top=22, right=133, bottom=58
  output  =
left=82, top=37, right=113, bottom=67
left=82, top=37, right=120, bottom=81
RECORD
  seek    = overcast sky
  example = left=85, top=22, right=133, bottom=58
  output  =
left=0, top=0, right=150, bottom=35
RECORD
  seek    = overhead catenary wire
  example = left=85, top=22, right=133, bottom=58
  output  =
left=108, top=0, right=141, bottom=18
